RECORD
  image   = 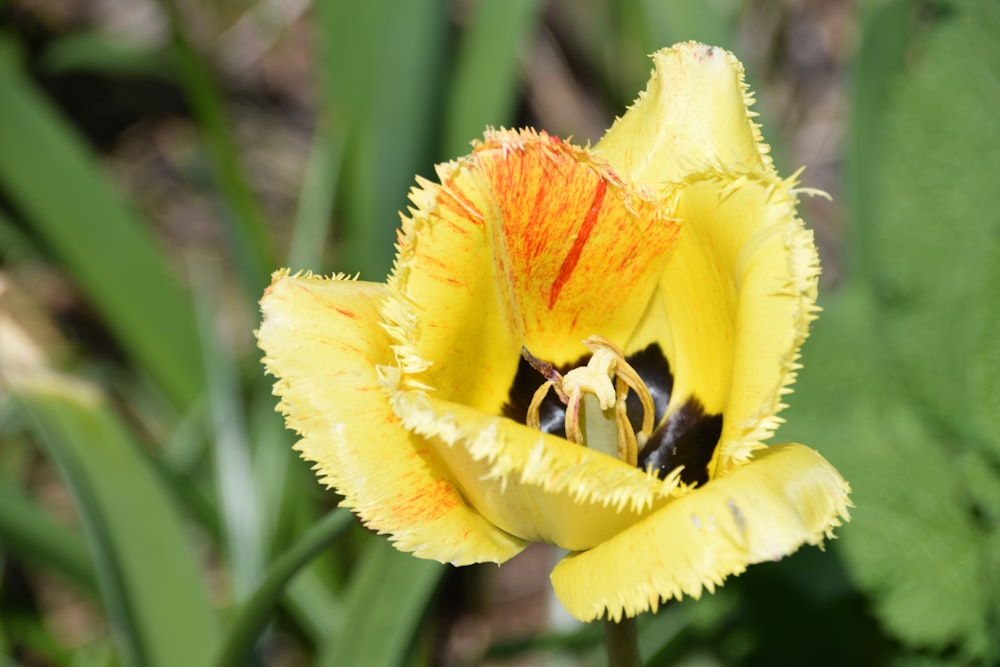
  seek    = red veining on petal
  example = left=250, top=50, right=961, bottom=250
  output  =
left=438, top=180, right=485, bottom=227
left=387, top=478, right=460, bottom=525
left=528, top=185, right=548, bottom=261
left=547, top=180, right=607, bottom=308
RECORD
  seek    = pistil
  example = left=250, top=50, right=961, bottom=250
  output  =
left=523, top=336, right=655, bottom=467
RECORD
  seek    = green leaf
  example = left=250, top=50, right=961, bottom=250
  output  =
left=829, top=2, right=1000, bottom=657
left=317, top=537, right=443, bottom=667
left=862, top=0, right=1000, bottom=447
left=834, top=3, right=1000, bottom=653
left=192, top=264, right=265, bottom=602
left=628, top=0, right=737, bottom=55
left=287, top=131, right=344, bottom=270
left=783, top=287, right=996, bottom=660
left=11, top=374, right=220, bottom=667
left=846, top=0, right=912, bottom=276
left=157, top=0, right=275, bottom=295
left=441, top=0, right=543, bottom=157
left=0, top=206, right=36, bottom=263
left=40, top=32, right=172, bottom=79
left=0, top=36, right=205, bottom=409
left=213, top=509, right=352, bottom=667
left=0, top=475, right=96, bottom=593
left=318, top=0, right=449, bottom=278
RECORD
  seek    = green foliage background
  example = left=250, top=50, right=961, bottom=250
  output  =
left=1, top=0, right=997, bottom=665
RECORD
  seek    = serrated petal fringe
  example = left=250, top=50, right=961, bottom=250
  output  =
left=257, top=41, right=850, bottom=624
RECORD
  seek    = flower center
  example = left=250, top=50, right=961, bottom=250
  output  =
left=521, top=336, right=655, bottom=466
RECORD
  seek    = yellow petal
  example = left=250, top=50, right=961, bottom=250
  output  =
left=387, top=128, right=679, bottom=419
left=389, top=388, right=686, bottom=551
left=380, top=129, right=686, bottom=551
left=603, top=43, right=821, bottom=480
left=596, top=42, right=772, bottom=185
left=257, top=270, right=526, bottom=564
left=549, top=443, right=851, bottom=622
left=627, top=171, right=820, bottom=478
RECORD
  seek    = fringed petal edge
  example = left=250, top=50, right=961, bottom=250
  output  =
left=550, top=443, right=851, bottom=621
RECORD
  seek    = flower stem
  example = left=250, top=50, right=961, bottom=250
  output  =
left=604, top=615, right=641, bottom=667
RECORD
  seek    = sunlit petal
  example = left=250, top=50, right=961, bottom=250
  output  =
left=389, top=388, right=686, bottom=551
left=550, top=443, right=851, bottom=621
left=387, top=128, right=679, bottom=417
left=596, top=41, right=772, bottom=185
left=258, top=41, right=851, bottom=624
left=258, top=271, right=527, bottom=564
left=628, top=170, right=820, bottom=477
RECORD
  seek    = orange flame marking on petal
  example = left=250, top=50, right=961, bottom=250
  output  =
left=438, top=181, right=485, bottom=227
left=388, top=478, right=461, bottom=525
left=547, top=180, right=607, bottom=309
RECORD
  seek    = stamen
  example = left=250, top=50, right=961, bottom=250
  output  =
left=526, top=380, right=554, bottom=431
left=520, top=337, right=657, bottom=468
left=579, top=336, right=655, bottom=448
left=610, top=356, right=655, bottom=448
left=564, top=388, right=583, bottom=445
left=561, top=349, right=618, bottom=410
left=521, top=346, right=568, bottom=402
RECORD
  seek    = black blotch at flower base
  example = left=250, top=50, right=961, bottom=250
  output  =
left=502, top=343, right=722, bottom=486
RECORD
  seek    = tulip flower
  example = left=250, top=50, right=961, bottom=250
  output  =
left=258, top=41, right=851, bottom=626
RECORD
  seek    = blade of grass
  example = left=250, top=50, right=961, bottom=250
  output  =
left=484, top=623, right=604, bottom=660
left=0, top=207, right=35, bottom=263
left=0, top=36, right=205, bottom=409
left=0, top=476, right=96, bottom=594
left=250, top=402, right=345, bottom=645
left=630, top=0, right=735, bottom=52
left=248, top=267, right=343, bottom=644
left=846, top=0, right=912, bottom=276
left=284, top=566, right=344, bottom=643
left=255, top=448, right=345, bottom=646
left=614, top=0, right=738, bottom=113
left=248, top=388, right=294, bottom=546
left=317, top=537, right=443, bottom=667
left=213, top=509, right=352, bottom=667
left=287, top=130, right=344, bottom=270
left=192, top=261, right=264, bottom=602
left=442, top=0, right=543, bottom=157
left=39, top=31, right=172, bottom=79
left=317, top=0, right=449, bottom=278
left=10, top=373, right=220, bottom=667
left=155, top=0, right=275, bottom=295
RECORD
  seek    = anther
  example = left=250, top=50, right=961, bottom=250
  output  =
left=520, top=337, right=657, bottom=467
left=521, top=346, right=568, bottom=402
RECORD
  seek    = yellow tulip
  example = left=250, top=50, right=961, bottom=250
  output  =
left=257, top=42, right=851, bottom=623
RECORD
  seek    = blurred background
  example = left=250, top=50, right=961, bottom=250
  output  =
left=1, top=0, right=998, bottom=665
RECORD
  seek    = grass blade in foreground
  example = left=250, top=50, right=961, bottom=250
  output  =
left=193, top=264, right=264, bottom=602
left=318, top=537, right=443, bottom=667
left=213, top=509, right=353, bottom=667
left=0, top=37, right=204, bottom=409
left=157, top=0, right=275, bottom=295
left=318, top=0, right=448, bottom=277
left=11, top=374, right=220, bottom=667
left=442, top=0, right=543, bottom=157
left=287, top=131, right=344, bottom=270
left=0, top=477, right=96, bottom=594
